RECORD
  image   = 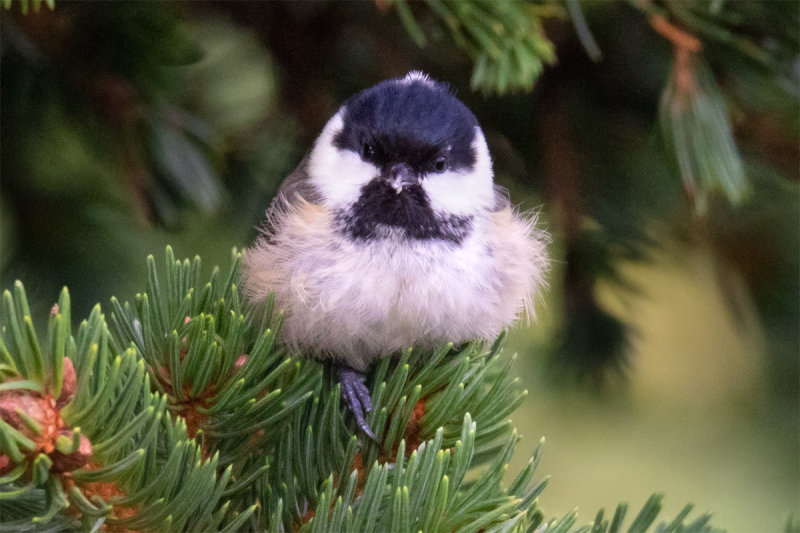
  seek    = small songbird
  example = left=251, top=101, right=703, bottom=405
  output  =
left=242, top=71, right=548, bottom=439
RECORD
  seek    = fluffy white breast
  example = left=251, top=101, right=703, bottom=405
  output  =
left=241, top=197, right=548, bottom=371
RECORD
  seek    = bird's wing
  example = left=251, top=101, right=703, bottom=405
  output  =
left=257, top=154, right=323, bottom=238
left=270, top=153, right=323, bottom=211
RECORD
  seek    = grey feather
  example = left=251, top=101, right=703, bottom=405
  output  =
left=270, top=154, right=323, bottom=210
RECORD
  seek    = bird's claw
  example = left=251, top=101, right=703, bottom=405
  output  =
left=337, top=366, right=377, bottom=441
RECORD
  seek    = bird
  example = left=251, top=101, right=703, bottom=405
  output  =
left=241, top=71, right=549, bottom=440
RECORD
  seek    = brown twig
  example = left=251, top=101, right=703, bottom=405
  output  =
left=649, top=13, right=702, bottom=53
left=651, top=14, right=701, bottom=93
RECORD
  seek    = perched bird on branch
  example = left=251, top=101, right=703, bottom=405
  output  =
left=242, top=71, right=548, bottom=439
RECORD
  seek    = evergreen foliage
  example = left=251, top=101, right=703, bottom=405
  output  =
left=0, top=247, right=721, bottom=531
left=1, top=0, right=796, bottom=530
left=386, top=0, right=556, bottom=94
left=1, top=0, right=52, bottom=15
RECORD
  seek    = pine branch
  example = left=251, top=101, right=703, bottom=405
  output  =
left=630, top=0, right=798, bottom=215
left=1, top=247, right=722, bottom=531
left=386, top=0, right=557, bottom=94
left=0, top=280, right=246, bottom=531
left=652, top=16, right=750, bottom=215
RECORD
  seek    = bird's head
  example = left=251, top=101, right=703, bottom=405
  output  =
left=307, top=72, right=496, bottom=243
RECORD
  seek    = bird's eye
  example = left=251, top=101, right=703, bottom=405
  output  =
left=434, top=156, right=447, bottom=173
left=361, top=142, right=374, bottom=160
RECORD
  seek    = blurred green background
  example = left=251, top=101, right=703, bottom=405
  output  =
left=1, top=2, right=797, bottom=531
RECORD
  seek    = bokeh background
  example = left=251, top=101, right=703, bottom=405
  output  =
left=1, top=2, right=797, bottom=531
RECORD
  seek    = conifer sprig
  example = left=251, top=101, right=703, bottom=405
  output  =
left=1, top=247, right=721, bottom=531
left=388, top=0, right=557, bottom=94
left=0, top=281, right=245, bottom=531
left=107, top=246, right=320, bottom=463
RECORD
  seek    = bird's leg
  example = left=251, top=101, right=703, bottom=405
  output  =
left=337, top=364, right=377, bottom=441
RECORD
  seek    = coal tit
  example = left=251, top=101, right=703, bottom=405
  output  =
left=242, top=72, right=548, bottom=439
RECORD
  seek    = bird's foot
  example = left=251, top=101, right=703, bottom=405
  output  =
left=337, top=365, right=377, bottom=441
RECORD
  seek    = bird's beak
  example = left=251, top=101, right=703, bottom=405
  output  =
left=384, top=162, right=419, bottom=194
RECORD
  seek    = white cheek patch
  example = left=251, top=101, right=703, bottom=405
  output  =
left=308, top=110, right=378, bottom=209
left=424, top=128, right=496, bottom=216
